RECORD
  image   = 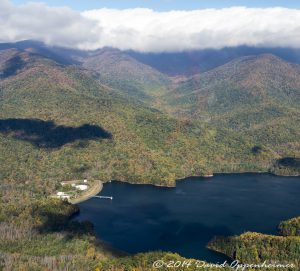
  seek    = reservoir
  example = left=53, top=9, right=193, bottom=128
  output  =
left=76, top=174, right=300, bottom=262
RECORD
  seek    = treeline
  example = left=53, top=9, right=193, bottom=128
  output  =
left=0, top=182, right=114, bottom=270
left=208, top=218, right=300, bottom=269
left=279, top=217, right=300, bottom=236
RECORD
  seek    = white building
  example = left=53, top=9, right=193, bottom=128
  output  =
left=75, top=184, right=88, bottom=191
left=56, top=191, right=70, bottom=200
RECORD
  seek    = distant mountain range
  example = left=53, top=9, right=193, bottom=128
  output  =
left=2, top=40, right=300, bottom=75
left=127, top=46, right=300, bottom=76
left=0, top=41, right=299, bottom=185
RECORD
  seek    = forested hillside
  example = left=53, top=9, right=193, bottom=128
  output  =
left=163, top=54, right=300, bottom=171
left=0, top=42, right=299, bottom=270
left=1, top=48, right=282, bottom=189
left=208, top=217, right=300, bottom=268
left=81, top=47, right=171, bottom=102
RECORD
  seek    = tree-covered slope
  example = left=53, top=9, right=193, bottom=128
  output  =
left=168, top=54, right=300, bottom=115
left=1, top=49, right=281, bottom=188
left=208, top=217, right=300, bottom=268
left=81, top=47, right=171, bottom=102
left=163, top=54, right=300, bottom=173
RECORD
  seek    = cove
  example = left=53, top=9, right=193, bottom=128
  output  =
left=75, top=173, right=300, bottom=263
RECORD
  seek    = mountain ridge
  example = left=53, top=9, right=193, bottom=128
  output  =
left=0, top=42, right=299, bottom=184
left=1, top=47, right=286, bottom=187
left=81, top=47, right=171, bottom=102
left=168, top=53, right=300, bottom=114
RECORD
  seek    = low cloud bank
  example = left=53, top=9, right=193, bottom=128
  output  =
left=1, top=0, right=300, bottom=52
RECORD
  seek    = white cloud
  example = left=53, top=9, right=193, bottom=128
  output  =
left=0, top=0, right=102, bottom=48
left=1, top=0, right=300, bottom=52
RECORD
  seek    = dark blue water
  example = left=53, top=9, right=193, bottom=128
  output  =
left=76, top=174, right=300, bottom=262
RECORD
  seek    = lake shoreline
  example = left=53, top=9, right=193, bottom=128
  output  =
left=69, top=180, right=103, bottom=204
left=76, top=173, right=300, bottom=263
left=70, top=171, right=300, bottom=205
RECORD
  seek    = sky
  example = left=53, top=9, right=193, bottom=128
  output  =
left=2, top=0, right=300, bottom=52
left=11, top=0, right=300, bottom=11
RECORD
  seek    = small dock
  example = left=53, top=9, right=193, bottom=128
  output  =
left=93, top=195, right=113, bottom=200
